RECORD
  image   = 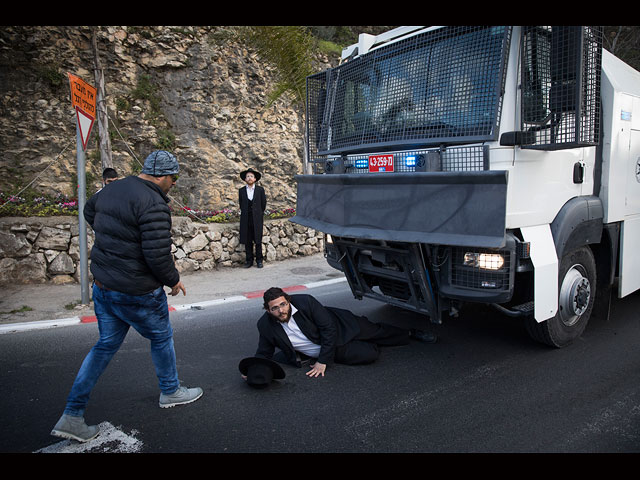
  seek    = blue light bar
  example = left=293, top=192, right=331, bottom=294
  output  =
left=405, top=155, right=417, bottom=167
left=355, top=158, right=369, bottom=169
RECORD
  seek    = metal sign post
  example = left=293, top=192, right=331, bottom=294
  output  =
left=67, top=73, right=96, bottom=306
left=75, top=131, right=90, bottom=305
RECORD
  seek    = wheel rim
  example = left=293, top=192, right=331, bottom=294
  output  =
left=558, top=264, right=591, bottom=327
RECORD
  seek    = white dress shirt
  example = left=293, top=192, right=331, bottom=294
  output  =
left=245, top=184, right=255, bottom=201
left=280, top=304, right=321, bottom=358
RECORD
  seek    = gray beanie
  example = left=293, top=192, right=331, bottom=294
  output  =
left=141, top=150, right=179, bottom=176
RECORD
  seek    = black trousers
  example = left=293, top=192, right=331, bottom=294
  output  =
left=334, top=317, right=410, bottom=365
left=245, top=214, right=263, bottom=263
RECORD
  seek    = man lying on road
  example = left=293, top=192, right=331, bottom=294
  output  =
left=245, top=287, right=437, bottom=379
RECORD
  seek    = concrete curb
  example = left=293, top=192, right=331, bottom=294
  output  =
left=0, top=277, right=346, bottom=335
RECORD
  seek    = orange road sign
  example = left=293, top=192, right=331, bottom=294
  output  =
left=67, top=73, right=96, bottom=118
left=67, top=73, right=96, bottom=150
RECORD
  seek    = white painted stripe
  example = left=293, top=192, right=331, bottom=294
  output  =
left=170, top=295, right=248, bottom=311
left=36, top=421, right=143, bottom=453
left=0, top=317, right=81, bottom=335
left=302, top=277, right=347, bottom=289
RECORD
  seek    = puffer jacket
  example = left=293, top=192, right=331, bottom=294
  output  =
left=84, top=175, right=180, bottom=295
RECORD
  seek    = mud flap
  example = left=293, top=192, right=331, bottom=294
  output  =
left=521, top=224, right=558, bottom=322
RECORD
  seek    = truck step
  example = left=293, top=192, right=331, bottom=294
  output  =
left=512, top=301, right=534, bottom=314
left=491, top=301, right=534, bottom=317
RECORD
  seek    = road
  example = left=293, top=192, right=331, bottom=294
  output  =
left=2, top=282, right=640, bottom=453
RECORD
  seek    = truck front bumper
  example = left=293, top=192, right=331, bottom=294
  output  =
left=324, top=234, right=519, bottom=321
left=291, top=170, right=509, bottom=248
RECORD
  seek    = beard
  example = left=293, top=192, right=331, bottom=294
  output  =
left=272, top=304, right=292, bottom=323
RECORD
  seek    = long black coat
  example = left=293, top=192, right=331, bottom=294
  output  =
left=238, top=185, right=266, bottom=245
left=255, top=294, right=362, bottom=367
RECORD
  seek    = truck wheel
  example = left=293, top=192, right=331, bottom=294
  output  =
left=525, top=246, right=596, bottom=348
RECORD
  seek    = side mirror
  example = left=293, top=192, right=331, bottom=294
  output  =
left=500, top=131, right=537, bottom=146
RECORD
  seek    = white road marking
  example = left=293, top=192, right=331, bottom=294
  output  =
left=36, top=422, right=143, bottom=453
left=344, top=364, right=501, bottom=444
left=303, top=278, right=347, bottom=289
left=563, top=393, right=640, bottom=448
left=170, top=295, right=248, bottom=312
left=0, top=317, right=82, bottom=335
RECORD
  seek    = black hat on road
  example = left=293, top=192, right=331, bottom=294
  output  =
left=240, top=168, right=261, bottom=182
left=239, top=356, right=285, bottom=389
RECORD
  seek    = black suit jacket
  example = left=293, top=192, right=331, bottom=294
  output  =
left=238, top=184, right=266, bottom=244
left=255, top=294, right=362, bottom=366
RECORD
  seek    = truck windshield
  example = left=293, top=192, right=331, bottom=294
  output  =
left=308, top=26, right=511, bottom=157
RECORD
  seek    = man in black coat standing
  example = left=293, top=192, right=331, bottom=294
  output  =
left=239, top=168, right=266, bottom=268
left=252, top=287, right=436, bottom=378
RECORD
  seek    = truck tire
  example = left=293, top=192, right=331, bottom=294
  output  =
left=525, top=246, right=596, bottom=348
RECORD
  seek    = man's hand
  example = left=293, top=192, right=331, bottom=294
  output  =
left=306, top=362, right=326, bottom=378
left=169, top=281, right=186, bottom=296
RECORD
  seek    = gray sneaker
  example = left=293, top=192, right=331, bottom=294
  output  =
left=51, top=414, right=99, bottom=443
left=159, top=386, right=203, bottom=408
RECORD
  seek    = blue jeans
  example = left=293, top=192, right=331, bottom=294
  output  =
left=63, top=284, right=180, bottom=417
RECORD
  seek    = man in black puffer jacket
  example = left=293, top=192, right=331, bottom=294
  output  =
left=51, top=151, right=203, bottom=444
left=86, top=167, right=181, bottom=296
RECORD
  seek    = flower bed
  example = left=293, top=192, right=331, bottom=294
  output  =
left=0, top=192, right=80, bottom=217
left=0, top=192, right=296, bottom=223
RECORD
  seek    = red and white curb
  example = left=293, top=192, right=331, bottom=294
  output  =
left=0, top=278, right=346, bottom=335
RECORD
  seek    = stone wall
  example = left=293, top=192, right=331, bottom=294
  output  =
left=0, top=216, right=323, bottom=286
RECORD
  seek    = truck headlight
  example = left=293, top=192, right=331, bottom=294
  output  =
left=463, top=252, right=505, bottom=270
left=325, top=234, right=333, bottom=245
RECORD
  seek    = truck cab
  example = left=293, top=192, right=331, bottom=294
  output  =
left=291, top=26, right=640, bottom=347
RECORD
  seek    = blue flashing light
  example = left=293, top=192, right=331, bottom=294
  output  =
left=405, top=155, right=417, bottom=167
left=355, top=158, right=369, bottom=169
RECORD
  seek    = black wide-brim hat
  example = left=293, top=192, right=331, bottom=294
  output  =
left=239, top=356, right=285, bottom=389
left=240, top=168, right=261, bottom=182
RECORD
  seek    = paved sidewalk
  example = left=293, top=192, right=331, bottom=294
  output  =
left=0, top=254, right=346, bottom=333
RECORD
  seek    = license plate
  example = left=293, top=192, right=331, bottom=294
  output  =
left=368, top=154, right=394, bottom=173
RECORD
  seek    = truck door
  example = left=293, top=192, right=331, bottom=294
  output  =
left=619, top=94, right=640, bottom=297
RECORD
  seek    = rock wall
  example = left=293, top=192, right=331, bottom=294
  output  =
left=0, top=26, right=332, bottom=212
left=0, top=216, right=324, bottom=286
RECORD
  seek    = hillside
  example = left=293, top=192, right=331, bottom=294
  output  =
left=0, top=26, right=337, bottom=214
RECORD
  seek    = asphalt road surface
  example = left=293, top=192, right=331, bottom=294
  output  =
left=2, top=282, right=640, bottom=453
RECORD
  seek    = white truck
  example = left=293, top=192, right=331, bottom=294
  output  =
left=290, top=26, right=640, bottom=347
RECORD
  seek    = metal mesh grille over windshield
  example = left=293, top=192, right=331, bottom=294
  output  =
left=520, top=26, right=602, bottom=150
left=306, top=26, right=511, bottom=158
